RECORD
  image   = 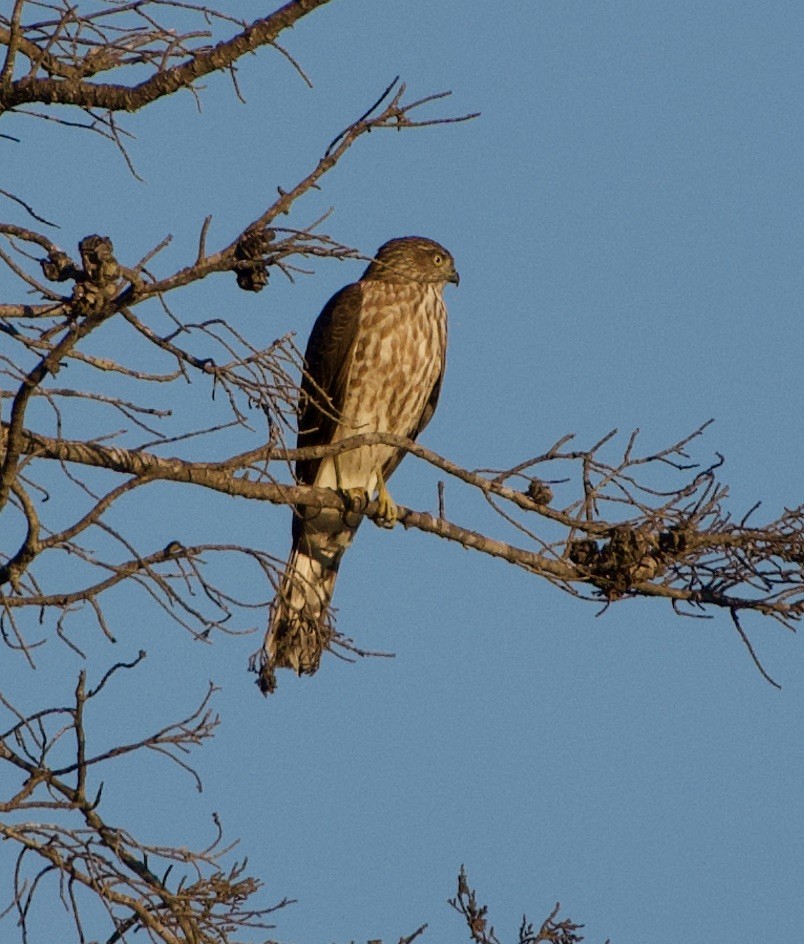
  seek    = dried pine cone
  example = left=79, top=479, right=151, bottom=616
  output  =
left=234, top=228, right=275, bottom=292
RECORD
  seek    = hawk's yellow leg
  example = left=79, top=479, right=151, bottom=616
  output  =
left=335, top=460, right=397, bottom=529
left=374, top=467, right=398, bottom=529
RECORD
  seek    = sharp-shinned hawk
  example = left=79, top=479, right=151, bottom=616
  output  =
left=259, top=236, right=459, bottom=692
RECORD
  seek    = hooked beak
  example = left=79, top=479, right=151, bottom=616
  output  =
left=448, top=268, right=460, bottom=286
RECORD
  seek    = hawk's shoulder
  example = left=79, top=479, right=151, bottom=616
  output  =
left=296, top=281, right=364, bottom=484
left=302, top=282, right=363, bottom=393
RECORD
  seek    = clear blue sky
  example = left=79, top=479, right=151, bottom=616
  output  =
left=2, top=2, right=803, bottom=942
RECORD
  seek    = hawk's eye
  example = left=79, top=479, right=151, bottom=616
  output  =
left=433, top=253, right=443, bottom=265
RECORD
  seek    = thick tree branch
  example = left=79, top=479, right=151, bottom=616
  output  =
left=0, top=0, right=332, bottom=113
left=4, top=422, right=801, bottom=641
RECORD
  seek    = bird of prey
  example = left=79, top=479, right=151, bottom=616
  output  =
left=259, top=236, right=459, bottom=692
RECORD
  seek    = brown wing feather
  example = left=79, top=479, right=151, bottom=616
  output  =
left=295, top=282, right=363, bottom=487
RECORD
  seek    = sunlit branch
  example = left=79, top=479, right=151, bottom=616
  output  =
left=0, top=1, right=333, bottom=113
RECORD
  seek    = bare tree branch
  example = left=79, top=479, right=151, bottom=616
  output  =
left=449, top=867, right=601, bottom=944
left=0, top=1, right=332, bottom=113
left=0, top=655, right=292, bottom=943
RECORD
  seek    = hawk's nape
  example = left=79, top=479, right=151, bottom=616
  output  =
left=257, top=236, right=459, bottom=693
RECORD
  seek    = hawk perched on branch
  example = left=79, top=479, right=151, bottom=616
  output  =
left=259, top=236, right=459, bottom=693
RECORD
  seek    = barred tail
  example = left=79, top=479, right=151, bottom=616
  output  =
left=257, top=506, right=360, bottom=694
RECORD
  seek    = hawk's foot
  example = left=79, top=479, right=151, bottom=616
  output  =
left=341, top=478, right=397, bottom=528
left=374, top=471, right=398, bottom=529
left=343, top=487, right=370, bottom=528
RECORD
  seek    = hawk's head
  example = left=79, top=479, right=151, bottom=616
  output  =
left=362, top=236, right=459, bottom=286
